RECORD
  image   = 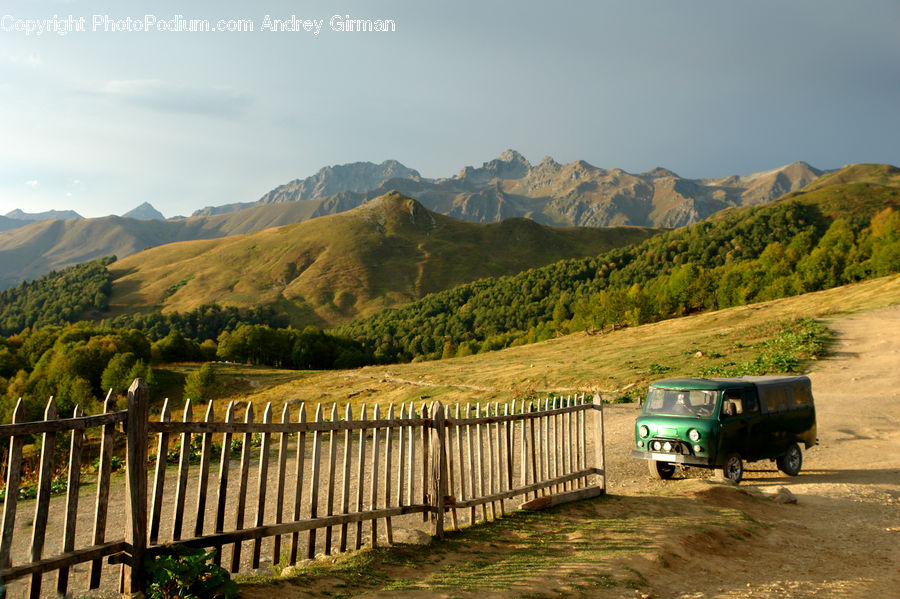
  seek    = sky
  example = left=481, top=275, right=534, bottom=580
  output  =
left=0, top=0, right=898, bottom=219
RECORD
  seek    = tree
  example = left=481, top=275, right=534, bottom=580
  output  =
left=184, top=363, right=216, bottom=402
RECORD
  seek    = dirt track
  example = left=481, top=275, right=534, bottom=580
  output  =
left=603, top=303, right=900, bottom=597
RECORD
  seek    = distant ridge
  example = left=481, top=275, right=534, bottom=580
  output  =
left=4, top=208, right=82, bottom=221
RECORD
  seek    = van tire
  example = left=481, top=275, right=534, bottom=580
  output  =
left=719, top=453, right=743, bottom=483
left=777, top=443, right=803, bottom=476
left=649, top=460, right=676, bottom=479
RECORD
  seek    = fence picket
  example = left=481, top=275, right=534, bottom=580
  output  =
left=528, top=402, right=538, bottom=501
left=519, top=400, right=528, bottom=501
left=230, top=403, right=254, bottom=573
left=567, top=396, right=575, bottom=491
left=354, top=405, right=367, bottom=550
left=306, top=404, right=323, bottom=559
left=406, top=402, right=415, bottom=510
left=534, top=399, right=553, bottom=495
left=89, top=392, right=115, bottom=589
left=446, top=404, right=458, bottom=530
left=324, top=403, right=339, bottom=555
left=0, top=399, right=25, bottom=573
left=289, top=403, right=306, bottom=564
left=396, top=404, right=406, bottom=510
left=339, top=404, right=353, bottom=552
left=252, top=403, right=273, bottom=568
left=420, top=401, right=429, bottom=523
left=578, top=395, right=586, bottom=488
left=149, top=399, right=171, bottom=546
left=497, top=403, right=507, bottom=517
left=505, top=401, right=515, bottom=500
left=475, top=404, right=488, bottom=521
left=594, top=395, right=606, bottom=489
left=273, top=404, right=290, bottom=566
left=369, top=404, right=381, bottom=548
left=454, top=404, right=466, bottom=525
left=430, top=402, right=447, bottom=539
left=384, top=404, right=395, bottom=544
left=554, top=397, right=563, bottom=494
left=195, top=401, right=215, bottom=538
left=28, top=397, right=57, bottom=599
left=486, top=403, right=497, bottom=519
left=213, top=402, right=235, bottom=566
left=465, top=404, right=476, bottom=523
left=55, top=404, right=84, bottom=596
left=172, top=399, right=193, bottom=542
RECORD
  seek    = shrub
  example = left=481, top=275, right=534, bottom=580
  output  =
left=145, top=545, right=237, bottom=599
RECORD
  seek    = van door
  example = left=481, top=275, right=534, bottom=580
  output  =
left=718, top=388, right=750, bottom=462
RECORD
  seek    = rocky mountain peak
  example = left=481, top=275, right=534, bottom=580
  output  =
left=123, top=202, right=165, bottom=220
left=257, top=160, right=421, bottom=206
left=456, top=149, right=532, bottom=183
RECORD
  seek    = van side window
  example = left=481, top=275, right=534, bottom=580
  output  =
left=789, top=384, right=813, bottom=407
left=762, top=387, right=789, bottom=412
left=722, top=390, right=743, bottom=417
left=742, top=389, right=759, bottom=414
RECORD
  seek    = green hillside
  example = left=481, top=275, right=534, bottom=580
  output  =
left=337, top=164, right=900, bottom=362
left=0, top=257, right=115, bottom=336
left=107, top=192, right=658, bottom=328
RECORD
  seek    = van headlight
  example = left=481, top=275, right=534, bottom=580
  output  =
left=639, top=425, right=649, bottom=438
left=688, top=429, right=701, bottom=442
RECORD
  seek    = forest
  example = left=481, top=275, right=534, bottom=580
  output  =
left=0, top=257, right=115, bottom=336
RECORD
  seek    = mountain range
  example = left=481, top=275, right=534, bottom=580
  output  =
left=0, top=151, right=824, bottom=288
left=108, top=192, right=657, bottom=327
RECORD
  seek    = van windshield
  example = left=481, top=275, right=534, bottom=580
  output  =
left=644, top=388, right=717, bottom=417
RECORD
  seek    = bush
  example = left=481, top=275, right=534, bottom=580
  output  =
left=145, top=545, right=237, bottom=599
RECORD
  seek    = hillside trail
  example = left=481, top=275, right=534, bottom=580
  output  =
left=602, top=303, right=900, bottom=597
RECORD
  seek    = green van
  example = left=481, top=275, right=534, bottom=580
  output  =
left=632, top=376, right=817, bottom=483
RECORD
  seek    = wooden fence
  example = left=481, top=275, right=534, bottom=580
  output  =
left=0, top=379, right=606, bottom=597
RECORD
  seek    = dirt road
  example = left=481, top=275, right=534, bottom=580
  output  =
left=601, top=303, right=900, bottom=597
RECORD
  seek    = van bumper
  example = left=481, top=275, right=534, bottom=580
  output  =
left=632, top=450, right=715, bottom=466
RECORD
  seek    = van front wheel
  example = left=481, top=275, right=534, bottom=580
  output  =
left=649, top=459, right=676, bottom=480
left=719, top=453, right=744, bottom=483
left=777, top=443, right=803, bottom=476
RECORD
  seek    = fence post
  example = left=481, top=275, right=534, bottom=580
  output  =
left=592, top=395, right=606, bottom=491
left=429, top=401, right=448, bottom=539
left=123, top=379, right=149, bottom=595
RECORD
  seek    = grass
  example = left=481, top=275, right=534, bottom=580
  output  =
left=237, top=481, right=767, bottom=597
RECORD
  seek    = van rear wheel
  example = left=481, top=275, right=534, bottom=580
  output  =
left=777, top=443, right=803, bottom=476
left=719, top=453, right=744, bottom=483
left=649, top=459, right=676, bottom=480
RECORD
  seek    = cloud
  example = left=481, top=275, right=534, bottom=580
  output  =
left=101, top=79, right=251, bottom=118
left=4, top=53, right=42, bottom=68
left=25, top=179, right=39, bottom=188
